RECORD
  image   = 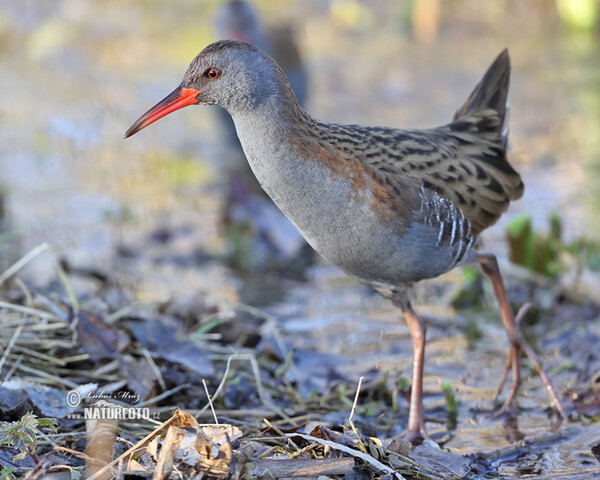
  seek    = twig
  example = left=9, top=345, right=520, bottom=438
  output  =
left=264, top=419, right=299, bottom=452
left=348, top=376, right=367, bottom=453
left=11, top=345, right=70, bottom=366
left=0, top=243, right=49, bottom=287
left=289, top=432, right=406, bottom=480
left=202, top=379, right=219, bottom=424
left=16, top=364, right=79, bottom=388
left=3, top=354, right=23, bottom=382
left=52, top=251, right=79, bottom=313
left=53, top=445, right=91, bottom=460
left=141, top=348, right=167, bottom=391
left=14, top=278, right=33, bottom=305
left=0, top=301, right=61, bottom=322
left=0, top=324, right=23, bottom=373
left=137, top=383, right=191, bottom=408
left=195, top=353, right=292, bottom=423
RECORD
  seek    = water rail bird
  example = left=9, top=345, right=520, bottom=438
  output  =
left=125, top=41, right=565, bottom=439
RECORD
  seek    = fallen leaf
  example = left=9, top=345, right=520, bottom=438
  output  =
left=73, top=310, right=129, bottom=363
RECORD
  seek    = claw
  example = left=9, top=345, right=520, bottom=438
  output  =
left=477, top=253, right=565, bottom=418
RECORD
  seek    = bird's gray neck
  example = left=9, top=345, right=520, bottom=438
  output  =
left=229, top=91, right=310, bottom=177
left=228, top=94, right=320, bottom=225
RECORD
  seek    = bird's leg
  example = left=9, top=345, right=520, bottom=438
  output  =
left=493, top=303, right=529, bottom=403
left=477, top=253, right=565, bottom=417
left=399, top=302, right=428, bottom=440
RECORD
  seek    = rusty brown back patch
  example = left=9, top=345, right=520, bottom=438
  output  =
left=288, top=129, right=422, bottom=234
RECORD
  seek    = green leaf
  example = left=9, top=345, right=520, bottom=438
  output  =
left=442, top=381, right=458, bottom=431
left=69, top=466, right=85, bottom=480
left=1, top=467, right=17, bottom=480
left=37, top=418, right=58, bottom=433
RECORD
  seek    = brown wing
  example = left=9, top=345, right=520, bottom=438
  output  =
left=314, top=118, right=522, bottom=236
left=344, top=49, right=521, bottom=235
left=372, top=118, right=523, bottom=235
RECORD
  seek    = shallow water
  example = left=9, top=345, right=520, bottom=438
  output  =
left=1, top=1, right=599, bottom=477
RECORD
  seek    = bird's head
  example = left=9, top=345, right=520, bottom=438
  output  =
left=124, top=40, right=289, bottom=138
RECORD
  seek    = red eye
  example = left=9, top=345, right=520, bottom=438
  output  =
left=208, top=68, right=220, bottom=79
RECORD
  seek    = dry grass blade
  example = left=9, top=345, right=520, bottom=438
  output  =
left=0, top=243, right=78, bottom=312
left=0, top=301, right=61, bottom=322
left=196, top=353, right=292, bottom=423
left=348, top=375, right=366, bottom=453
left=141, top=347, right=167, bottom=391
left=0, top=243, right=49, bottom=287
left=264, top=418, right=299, bottom=452
left=0, top=324, right=23, bottom=373
left=137, top=384, right=192, bottom=408
left=202, top=378, right=219, bottom=424
left=289, top=432, right=407, bottom=480
left=16, top=363, right=80, bottom=388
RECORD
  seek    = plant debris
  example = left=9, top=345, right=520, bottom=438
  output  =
left=0, top=240, right=599, bottom=479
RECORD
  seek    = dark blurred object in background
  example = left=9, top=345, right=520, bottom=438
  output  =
left=213, top=0, right=307, bottom=152
left=213, top=1, right=314, bottom=275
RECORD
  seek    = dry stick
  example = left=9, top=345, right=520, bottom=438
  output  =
left=289, top=433, right=407, bottom=480
left=263, top=418, right=300, bottom=452
left=3, top=354, right=23, bottom=382
left=348, top=376, right=367, bottom=453
left=105, top=303, right=139, bottom=324
left=196, top=355, right=236, bottom=416
left=16, top=363, right=79, bottom=388
left=193, top=408, right=276, bottom=419
left=136, top=384, right=191, bottom=409
left=93, top=359, right=120, bottom=376
left=254, top=458, right=355, bottom=477
left=11, top=345, right=69, bottom=366
left=35, top=295, right=71, bottom=323
left=0, top=243, right=49, bottom=287
left=235, top=301, right=292, bottom=363
left=0, top=301, right=61, bottom=322
left=246, top=353, right=292, bottom=423
left=141, top=348, right=167, bottom=391
left=202, top=379, right=219, bottom=424
left=105, top=293, right=187, bottom=325
left=14, top=278, right=33, bottom=305
left=53, top=445, right=92, bottom=460
left=52, top=249, right=79, bottom=313
left=0, top=324, right=23, bottom=373
left=235, top=302, right=297, bottom=374
left=0, top=243, right=78, bottom=344
left=196, top=353, right=292, bottom=424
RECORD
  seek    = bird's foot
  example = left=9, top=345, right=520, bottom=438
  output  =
left=398, top=415, right=429, bottom=445
left=491, top=303, right=566, bottom=418
left=388, top=425, right=428, bottom=451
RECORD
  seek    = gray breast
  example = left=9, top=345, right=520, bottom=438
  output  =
left=233, top=113, right=475, bottom=286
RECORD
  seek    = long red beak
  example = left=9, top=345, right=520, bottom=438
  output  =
left=124, top=85, right=200, bottom=138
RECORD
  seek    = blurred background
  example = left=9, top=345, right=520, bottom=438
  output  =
left=1, top=0, right=600, bottom=467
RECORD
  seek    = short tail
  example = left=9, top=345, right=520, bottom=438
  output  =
left=453, top=48, right=510, bottom=148
left=442, top=49, right=523, bottom=234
